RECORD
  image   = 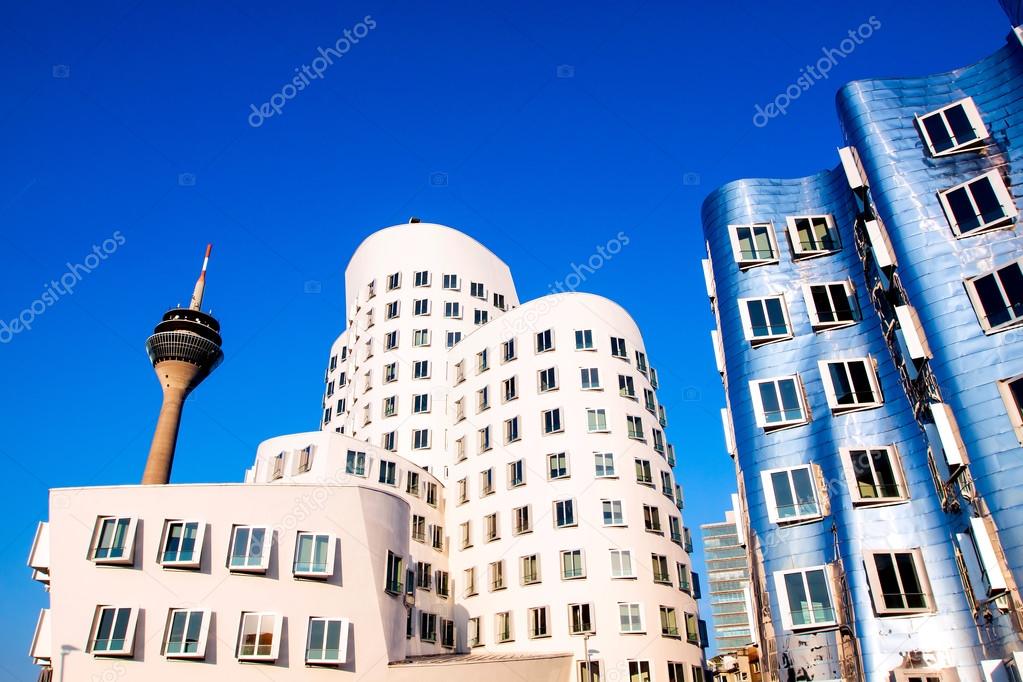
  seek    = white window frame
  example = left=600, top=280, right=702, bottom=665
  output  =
left=938, top=170, right=1018, bottom=237
left=863, top=548, right=934, bottom=616
left=159, top=520, right=206, bottom=569
left=543, top=408, right=564, bottom=434
left=575, top=329, right=595, bottom=350
left=548, top=452, right=570, bottom=480
left=568, top=603, right=594, bottom=635
left=162, top=608, right=211, bottom=659
left=444, top=301, right=462, bottom=319
left=88, top=516, right=138, bottom=565
left=773, top=565, right=838, bottom=631
left=586, top=408, right=609, bottom=433
left=413, top=298, right=430, bottom=316
left=538, top=366, right=558, bottom=392
left=610, top=549, right=635, bottom=579
left=602, top=499, right=625, bottom=527
left=738, top=294, right=793, bottom=346
left=236, top=611, right=283, bottom=662
left=528, top=606, right=550, bottom=639
left=749, top=375, right=809, bottom=431
left=413, top=270, right=431, bottom=287
left=840, top=446, right=908, bottom=505
left=293, top=531, right=336, bottom=578
left=618, top=602, right=644, bottom=634
left=442, top=273, right=460, bottom=290
left=761, top=465, right=822, bottom=524
left=305, top=616, right=351, bottom=665
left=89, top=605, right=139, bottom=656
left=536, top=329, right=554, bottom=353
left=818, top=357, right=883, bottom=413
left=594, top=452, right=616, bottom=478
left=965, top=258, right=1023, bottom=333
left=785, top=214, right=841, bottom=257
left=728, top=222, right=779, bottom=268
left=580, top=367, right=601, bottom=390
left=561, top=549, right=586, bottom=580
left=802, top=280, right=858, bottom=330
left=915, top=97, right=988, bottom=157
left=521, top=553, right=541, bottom=585
left=228, top=525, right=271, bottom=573
left=998, top=373, right=1023, bottom=445
left=554, top=499, right=576, bottom=528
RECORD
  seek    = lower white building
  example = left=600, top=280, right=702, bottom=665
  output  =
left=27, top=223, right=706, bottom=681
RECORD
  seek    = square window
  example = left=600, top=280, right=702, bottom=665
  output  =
left=659, top=606, right=679, bottom=637
left=864, top=549, right=934, bottom=615
left=89, top=606, right=139, bottom=656
left=916, top=97, right=988, bottom=157
left=536, top=329, right=554, bottom=353
left=413, top=298, right=430, bottom=316
left=443, top=274, right=459, bottom=290
left=610, top=549, right=634, bottom=578
left=413, top=360, right=430, bottom=379
left=548, top=452, right=570, bottom=479
left=774, top=565, right=837, bottom=630
left=575, top=329, right=594, bottom=350
left=611, top=336, right=628, bottom=359
left=581, top=367, right=601, bottom=390
left=561, top=549, right=585, bottom=579
left=729, top=223, right=778, bottom=268
left=470, top=281, right=487, bottom=299
left=505, top=416, right=521, bottom=443
left=413, top=329, right=430, bottom=347
left=762, top=465, right=821, bottom=524
left=474, top=309, right=489, bottom=325
left=587, top=408, right=608, bottom=433
left=635, top=458, right=653, bottom=485
left=379, top=460, right=397, bottom=485
left=539, top=366, right=558, bottom=392
left=385, top=301, right=400, bottom=319
left=602, top=499, right=625, bottom=526
left=294, top=532, right=334, bottom=577
left=543, top=408, right=563, bottom=434
left=750, top=375, right=809, bottom=430
left=568, top=603, right=594, bottom=634
left=386, top=273, right=401, bottom=291
left=554, top=499, right=576, bottom=527
left=966, top=259, right=1023, bottom=333
left=444, top=301, right=462, bottom=318
left=229, top=525, right=271, bottom=572
left=521, top=554, right=541, bottom=584
left=163, top=608, right=210, bottom=659
left=513, top=505, right=531, bottom=534
left=642, top=505, right=662, bottom=534
left=413, top=394, right=430, bottom=414
left=160, top=520, right=204, bottom=568
left=842, top=447, right=907, bottom=504
left=939, top=170, right=1017, bottom=237
left=88, top=517, right=138, bottom=565
left=819, top=357, right=883, bottom=413
left=619, top=374, right=636, bottom=398
left=306, top=617, right=350, bottom=665
left=346, top=450, right=367, bottom=476
left=446, top=331, right=462, bottom=348
left=739, top=295, right=793, bottom=345
left=414, top=270, right=431, bottom=287
left=528, top=606, right=550, bottom=638
left=594, top=452, right=616, bottom=477
left=626, top=415, right=645, bottom=440
left=618, top=603, right=644, bottom=633
left=786, top=214, right=841, bottom=256
left=803, top=281, right=858, bottom=330
left=237, top=612, right=282, bottom=661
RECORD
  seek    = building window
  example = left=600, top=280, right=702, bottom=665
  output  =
left=379, top=460, right=397, bottom=486
left=484, top=512, right=499, bottom=541
left=509, top=459, right=525, bottom=487
left=513, top=505, right=532, bottom=534
left=503, top=338, right=517, bottom=362
left=477, top=349, right=489, bottom=373
left=446, top=331, right=461, bottom=348
left=464, top=567, right=477, bottom=596
left=411, top=515, right=426, bottom=543
left=536, top=329, right=554, bottom=353
left=842, top=446, right=906, bottom=504
left=489, top=560, right=506, bottom=591
left=999, top=374, right=1023, bottom=444
left=569, top=603, right=594, bottom=635
left=594, top=452, right=615, bottom=477
left=539, top=366, right=558, bottom=392
left=762, top=465, right=821, bottom=524
left=893, top=670, right=961, bottom=682
left=729, top=222, right=778, bottom=267
left=413, top=329, right=430, bottom=346
left=587, top=408, right=609, bottom=433
left=739, top=295, right=792, bottom=345
left=382, top=431, right=396, bottom=451
left=444, top=301, right=462, bottom=318
left=413, top=360, right=430, bottom=379
left=479, top=426, right=492, bottom=452
left=306, top=617, right=349, bottom=665
left=160, top=520, right=203, bottom=568
left=618, top=603, right=644, bottom=633
left=436, top=570, right=450, bottom=598
left=803, top=281, right=858, bottom=330
left=635, top=458, right=653, bottom=485
left=420, top=612, right=437, bottom=642
left=652, top=554, right=671, bottom=584
left=610, top=336, right=628, bottom=359
left=774, top=566, right=837, bottom=630
left=294, top=532, right=333, bottom=577
left=626, top=415, right=645, bottom=440
left=786, top=214, right=840, bottom=256
left=460, top=521, right=472, bottom=549
left=819, top=357, right=883, bottom=412
left=643, top=505, right=662, bottom=534
left=548, top=452, right=570, bottom=479
left=385, top=301, right=400, bottom=319
left=477, top=386, right=490, bottom=412
left=526, top=606, right=549, bottom=638
left=474, top=309, right=489, bottom=325
left=965, top=259, right=1023, bottom=332
left=229, top=525, right=270, bottom=572
left=610, top=549, right=634, bottom=578
left=413, top=394, right=430, bottom=413
left=543, top=408, right=564, bottom=434
left=469, top=281, right=486, bottom=299
left=562, top=549, right=585, bottom=579
left=414, top=270, right=431, bottom=287
left=413, top=298, right=430, bottom=316
left=503, top=376, right=519, bottom=401
left=163, top=608, right=210, bottom=659
left=602, top=499, right=625, bottom=526
left=383, top=396, right=397, bottom=417
left=575, top=329, right=594, bottom=350
left=440, top=618, right=455, bottom=648
left=581, top=367, right=601, bottom=389
left=619, top=374, right=636, bottom=398
left=667, top=663, right=689, bottom=682
left=917, top=97, right=987, bottom=156
left=677, top=562, right=691, bottom=593
left=346, top=450, right=367, bottom=476
left=89, top=517, right=137, bottom=565
left=237, top=612, right=282, bottom=661
left=494, top=611, right=512, bottom=642
left=467, top=617, right=481, bottom=647
left=384, top=551, right=403, bottom=594
left=520, top=554, right=541, bottom=585
left=383, top=363, right=397, bottom=382
left=939, top=170, right=1017, bottom=236
left=750, top=375, right=808, bottom=430
left=417, top=561, right=433, bottom=589
left=864, top=549, right=933, bottom=615
left=443, top=273, right=459, bottom=290
left=89, top=606, right=138, bottom=655
left=386, top=272, right=401, bottom=290
left=659, top=606, right=679, bottom=638
left=554, top=499, right=576, bottom=527
left=480, top=468, right=494, bottom=496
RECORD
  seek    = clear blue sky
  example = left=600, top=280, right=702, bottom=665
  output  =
left=0, top=0, right=1011, bottom=675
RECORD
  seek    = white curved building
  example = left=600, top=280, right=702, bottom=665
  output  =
left=27, top=222, right=705, bottom=682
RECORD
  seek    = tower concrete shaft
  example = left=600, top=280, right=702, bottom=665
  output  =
left=141, top=245, right=223, bottom=484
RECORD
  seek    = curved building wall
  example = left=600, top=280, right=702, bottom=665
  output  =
left=836, top=35, right=1023, bottom=592
left=445, top=293, right=702, bottom=676
left=701, top=168, right=985, bottom=679
left=322, top=223, right=520, bottom=472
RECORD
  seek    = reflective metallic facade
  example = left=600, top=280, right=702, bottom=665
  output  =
left=702, top=25, right=1023, bottom=682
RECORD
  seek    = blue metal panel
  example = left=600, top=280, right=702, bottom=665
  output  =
left=702, top=165, right=985, bottom=678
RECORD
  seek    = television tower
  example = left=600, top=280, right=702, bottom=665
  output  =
left=141, top=244, right=223, bottom=484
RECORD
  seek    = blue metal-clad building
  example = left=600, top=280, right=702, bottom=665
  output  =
left=702, top=22, right=1023, bottom=682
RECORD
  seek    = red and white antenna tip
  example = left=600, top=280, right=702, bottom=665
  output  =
left=201, top=243, right=212, bottom=273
